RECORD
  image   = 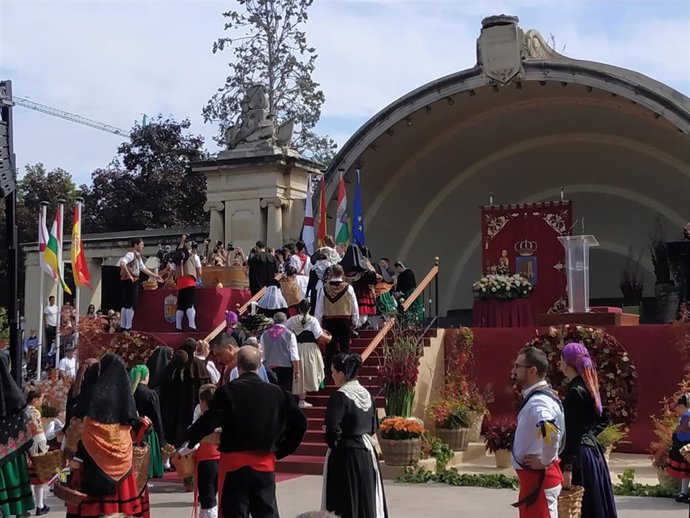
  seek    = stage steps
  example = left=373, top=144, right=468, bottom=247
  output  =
left=277, top=328, right=437, bottom=475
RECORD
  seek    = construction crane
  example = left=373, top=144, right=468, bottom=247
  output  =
left=13, top=96, right=130, bottom=137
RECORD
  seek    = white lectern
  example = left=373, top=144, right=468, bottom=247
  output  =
left=558, top=235, right=599, bottom=313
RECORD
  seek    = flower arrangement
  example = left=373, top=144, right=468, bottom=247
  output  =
left=378, top=324, right=424, bottom=417
left=104, top=331, right=166, bottom=369
left=444, top=328, right=494, bottom=415
left=596, top=423, right=628, bottom=450
left=484, top=420, right=517, bottom=453
left=472, top=274, right=533, bottom=300
left=649, top=378, right=690, bottom=469
left=75, top=317, right=106, bottom=362
left=426, top=398, right=471, bottom=430
left=35, top=373, right=71, bottom=413
left=521, top=324, right=638, bottom=425
left=379, top=416, right=425, bottom=440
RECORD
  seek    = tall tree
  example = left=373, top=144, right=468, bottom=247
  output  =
left=203, top=0, right=336, bottom=163
left=82, top=116, right=207, bottom=232
left=0, top=163, right=78, bottom=307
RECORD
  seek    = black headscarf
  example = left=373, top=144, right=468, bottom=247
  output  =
left=340, top=245, right=369, bottom=273
left=83, top=354, right=138, bottom=425
left=0, top=353, right=25, bottom=418
left=146, top=346, right=173, bottom=390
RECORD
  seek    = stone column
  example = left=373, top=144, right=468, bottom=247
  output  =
left=204, top=201, right=225, bottom=245
left=261, top=197, right=286, bottom=249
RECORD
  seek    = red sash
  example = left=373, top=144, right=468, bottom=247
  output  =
left=515, top=461, right=563, bottom=518
left=192, top=443, right=221, bottom=516
left=217, top=451, right=276, bottom=518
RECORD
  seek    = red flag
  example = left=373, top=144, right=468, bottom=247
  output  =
left=317, top=176, right=327, bottom=248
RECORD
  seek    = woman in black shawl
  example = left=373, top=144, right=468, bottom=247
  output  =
left=393, top=261, right=424, bottom=324
left=340, top=245, right=380, bottom=329
left=66, top=353, right=150, bottom=518
left=146, top=346, right=173, bottom=392
left=159, top=339, right=211, bottom=447
left=0, top=355, right=35, bottom=518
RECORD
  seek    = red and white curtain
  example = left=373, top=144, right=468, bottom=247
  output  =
left=480, top=201, right=573, bottom=314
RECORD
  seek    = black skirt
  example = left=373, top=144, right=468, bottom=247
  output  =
left=324, top=444, right=387, bottom=518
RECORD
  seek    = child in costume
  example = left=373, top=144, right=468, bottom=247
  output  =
left=667, top=393, right=690, bottom=503
left=25, top=388, right=50, bottom=516
left=192, top=384, right=220, bottom=518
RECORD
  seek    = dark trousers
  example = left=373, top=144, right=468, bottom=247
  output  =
left=45, top=325, right=56, bottom=349
left=197, top=460, right=219, bottom=509
left=272, top=366, right=293, bottom=393
left=323, top=317, right=351, bottom=373
left=222, top=466, right=278, bottom=518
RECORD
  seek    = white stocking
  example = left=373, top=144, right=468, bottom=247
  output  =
left=32, top=484, right=45, bottom=508
left=682, top=478, right=690, bottom=494
left=120, top=307, right=128, bottom=329
left=127, top=308, right=135, bottom=329
left=175, top=310, right=184, bottom=330
left=186, top=307, right=197, bottom=330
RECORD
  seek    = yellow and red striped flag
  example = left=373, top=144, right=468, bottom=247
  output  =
left=70, top=202, right=91, bottom=288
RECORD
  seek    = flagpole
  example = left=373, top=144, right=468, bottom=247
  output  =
left=36, top=201, right=49, bottom=381
left=55, top=198, right=66, bottom=369
left=73, top=197, right=83, bottom=349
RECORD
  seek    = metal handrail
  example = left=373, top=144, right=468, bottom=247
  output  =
left=361, top=259, right=440, bottom=362
left=203, top=274, right=283, bottom=343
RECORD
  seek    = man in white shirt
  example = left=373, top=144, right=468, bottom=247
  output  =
left=43, top=296, right=58, bottom=351
left=58, top=345, right=78, bottom=381
left=314, top=264, right=359, bottom=375
left=511, top=346, right=565, bottom=518
left=119, top=238, right=162, bottom=331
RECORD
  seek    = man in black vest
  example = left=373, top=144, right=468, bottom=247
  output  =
left=183, top=346, right=306, bottom=518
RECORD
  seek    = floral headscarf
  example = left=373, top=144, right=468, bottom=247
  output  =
left=562, top=342, right=603, bottom=416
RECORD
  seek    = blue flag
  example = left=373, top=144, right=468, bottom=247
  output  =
left=352, top=169, right=366, bottom=246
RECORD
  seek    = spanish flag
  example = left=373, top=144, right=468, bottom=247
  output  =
left=70, top=202, right=91, bottom=288
left=44, top=207, right=72, bottom=295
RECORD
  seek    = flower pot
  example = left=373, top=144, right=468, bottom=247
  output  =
left=656, top=468, right=681, bottom=490
left=468, top=411, right=484, bottom=442
left=494, top=449, right=511, bottom=469
left=378, top=437, right=422, bottom=466
left=435, top=427, right=470, bottom=451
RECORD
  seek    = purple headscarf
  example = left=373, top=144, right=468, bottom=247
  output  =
left=225, top=310, right=239, bottom=333
left=562, top=342, right=603, bottom=416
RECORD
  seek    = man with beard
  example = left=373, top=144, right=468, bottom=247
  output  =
left=510, top=346, right=565, bottom=518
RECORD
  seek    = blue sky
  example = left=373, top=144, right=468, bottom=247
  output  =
left=1, top=0, right=688, bottom=186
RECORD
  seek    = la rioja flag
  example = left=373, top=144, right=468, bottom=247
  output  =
left=38, top=207, right=56, bottom=278
left=44, top=207, right=72, bottom=295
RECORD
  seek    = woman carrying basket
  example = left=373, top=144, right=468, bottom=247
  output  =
left=65, top=353, right=151, bottom=518
left=130, top=365, right=166, bottom=481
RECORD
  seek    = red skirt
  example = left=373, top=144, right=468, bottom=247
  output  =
left=66, top=469, right=149, bottom=518
left=357, top=292, right=377, bottom=316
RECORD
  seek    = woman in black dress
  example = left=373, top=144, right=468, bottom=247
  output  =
left=322, top=353, right=388, bottom=518
left=559, top=342, right=617, bottom=518
left=130, top=364, right=166, bottom=479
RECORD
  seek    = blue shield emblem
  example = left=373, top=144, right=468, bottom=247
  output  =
left=515, top=256, right=538, bottom=286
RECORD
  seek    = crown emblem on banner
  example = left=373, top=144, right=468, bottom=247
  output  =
left=514, top=239, right=538, bottom=256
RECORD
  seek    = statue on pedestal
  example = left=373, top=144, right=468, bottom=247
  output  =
left=223, top=84, right=294, bottom=152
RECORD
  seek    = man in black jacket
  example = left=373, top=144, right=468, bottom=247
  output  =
left=183, top=346, right=307, bottom=518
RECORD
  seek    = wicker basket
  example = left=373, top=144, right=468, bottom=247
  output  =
left=133, top=445, right=150, bottom=494
left=557, top=485, right=584, bottom=518
left=172, top=453, right=195, bottom=478
left=494, top=449, right=512, bottom=469
left=379, top=438, right=422, bottom=466
left=468, top=411, right=484, bottom=442
left=53, top=482, right=87, bottom=506
left=161, top=443, right=176, bottom=464
left=30, top=450, right=65, bottom=483
left=435, top=427, right=470, bottom=451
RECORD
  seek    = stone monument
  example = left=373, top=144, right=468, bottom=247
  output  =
left=193, top=84, right=322, bottom=252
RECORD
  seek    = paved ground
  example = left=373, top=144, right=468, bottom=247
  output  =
left=43, top=474, right=685, bottom=517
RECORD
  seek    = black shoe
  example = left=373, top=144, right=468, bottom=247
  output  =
left=175, top=328, right=184, bottom=333
left=351, top=330, right=359, bottom=339
left=675, top=493, right=689, bottom=503
left=35, top=506, right=50, bottom=516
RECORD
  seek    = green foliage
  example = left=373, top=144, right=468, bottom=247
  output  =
left=613, top=469, right=675, bottom=498
left=422, top=434, right=454, bottom=473
left=0, top=306, right=9, bottom=341
left=596, top=423, right=628, bottom=449
left=203, top=0, right=336, bottom=161
left=426, top=398, right=471, bottom=429
left=81, top=116, right=207, bottom=232
left=399, top=465, right=519, bottom=490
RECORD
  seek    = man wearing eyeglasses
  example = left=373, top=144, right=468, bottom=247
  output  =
left=511, top=347, right=565, bottom=518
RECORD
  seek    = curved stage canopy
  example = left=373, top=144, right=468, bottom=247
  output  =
left=324, top=15, right=690, bottom=313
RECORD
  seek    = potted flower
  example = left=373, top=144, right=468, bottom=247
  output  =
left=650, top=404, right=681, bottom=490
left=378, top=325, right=424, bottom=417
left=426, top=397, right=471, bottom=451
left=484, top=419, right=516, bottom=468
left=596, top=423, right=628, bottom=462
left=378, top=416, right=425, bottom=466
